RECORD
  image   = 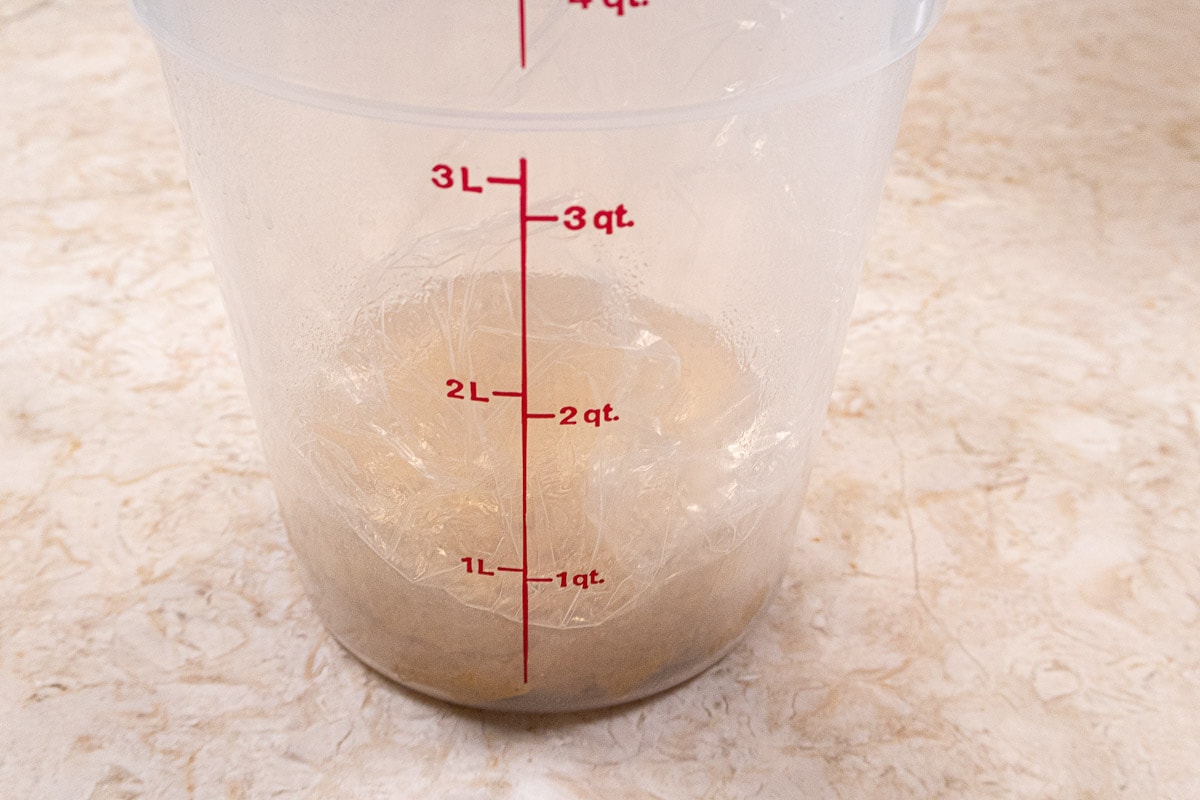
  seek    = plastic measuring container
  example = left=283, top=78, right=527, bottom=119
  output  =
left=133, top=0, right=945, bottom=712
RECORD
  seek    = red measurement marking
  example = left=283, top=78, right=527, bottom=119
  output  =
left=560, top=403, right=619, bottom=426
left=442, top=159, right=629, bottom=687
left=563, top=204, right=635, bottom=234
left=461, top=557, right=495, bottom=575
left=485, top=160, right=534, bottom=683
left=557, top=569, right=604, bottom=588
left=517, top=158, right=532, bottom=683
left=518, top=0, right=527, bottom=68
left=431, top=165, right=489, bottom=193
left=518, top=160, right=532, bottom=681
left=569, top=0, right=649, bottom=16
left=446, top=379, right=491, bottom=402
left=461, top=167, right=483, bottom=193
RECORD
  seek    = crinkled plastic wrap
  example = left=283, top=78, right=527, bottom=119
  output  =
left=273, top=272, right=804, bottom=711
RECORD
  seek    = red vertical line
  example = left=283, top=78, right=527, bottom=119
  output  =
left=518, top=157, right=531, bottom=684
left=518, top=0, right=527, bottom=68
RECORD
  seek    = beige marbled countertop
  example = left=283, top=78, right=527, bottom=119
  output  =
left=3, top=0, right=1200, bottom=797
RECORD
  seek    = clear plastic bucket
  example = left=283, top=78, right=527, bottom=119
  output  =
left=134, top=0, right=944, bottom=712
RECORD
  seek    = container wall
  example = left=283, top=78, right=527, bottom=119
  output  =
left=137, top=0, right=942, bottom=117
left=158, top=44, right=917, bottom=710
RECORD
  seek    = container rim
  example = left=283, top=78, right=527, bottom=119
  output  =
left=131, top=1, right=944, bottom=131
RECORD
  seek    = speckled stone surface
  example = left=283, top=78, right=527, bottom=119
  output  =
left=3, top=1, right=1199, bottom=797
